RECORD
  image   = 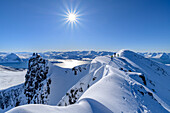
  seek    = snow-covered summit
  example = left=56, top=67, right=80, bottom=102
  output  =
left=117, top=49, right=135, bottom=57
left=0, top=53, right=22, bottom=63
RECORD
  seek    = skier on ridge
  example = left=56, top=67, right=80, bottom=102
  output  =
left=111, top=55, right=113, bottom=61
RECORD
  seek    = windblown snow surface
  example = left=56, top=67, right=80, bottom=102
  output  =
left=6, top=50, right=170, bottom=113
left=0, top=66, right=26, bottom=90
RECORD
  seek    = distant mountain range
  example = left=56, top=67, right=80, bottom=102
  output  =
left=0, top=51, right=170, bottom=64
left=138, top=52, right=170, bottom=64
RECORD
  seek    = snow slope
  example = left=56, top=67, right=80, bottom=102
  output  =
left=7, top=50, right=170, bottom=113
left=0, top=54, right=90, bottom=112
left=47, top=63, right=90, bottom=105
left=0, top=65, right=26, bottom=90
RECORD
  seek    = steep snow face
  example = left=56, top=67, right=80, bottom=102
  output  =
left=47, top=63, right=90, bottom=105
left=6, top=50, right=170, bottom=113
left=117, top=50, right=170, bottom=106
left=1, top=53, right=22, bottom=63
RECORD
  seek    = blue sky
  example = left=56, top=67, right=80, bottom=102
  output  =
left=0, top=0, right=170, bottom=52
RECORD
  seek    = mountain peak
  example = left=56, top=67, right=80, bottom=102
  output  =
left=3, top=53, right=22, bottom=62
left=117, top=49, right=137, bottom=57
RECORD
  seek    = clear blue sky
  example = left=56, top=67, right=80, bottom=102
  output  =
left=0, top=0, right=170, bottom=52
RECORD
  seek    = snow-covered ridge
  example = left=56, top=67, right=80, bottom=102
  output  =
left=57, top=50, right=170, bottom=112
left=1, top=50, right=170, bottom=113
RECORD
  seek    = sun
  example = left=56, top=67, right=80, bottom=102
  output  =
left=68, top=13, right=77, bottom=22
left=61, top=5, right=82, bottom=28
left=63, top=11, right=80, bottom=28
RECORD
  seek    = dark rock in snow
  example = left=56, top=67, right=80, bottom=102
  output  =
left=24, top=53, right=51, bottom=104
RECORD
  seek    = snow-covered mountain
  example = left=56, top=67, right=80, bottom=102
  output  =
left=0, top=51, right=114, bottom=69
left=3, top=50, right=170, bottom=113
left=0, top=53, right=90, bottom=112
left=139, top=52, right=170, bottom=64
left=40, top=51, right=114, bottom=60
left=0, top=51, right=170, bottom=65
left=0, top=53, right=22, bottom=63
left=0, top=51, right=114, bottom=61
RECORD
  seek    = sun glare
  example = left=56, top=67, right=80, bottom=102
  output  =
left=61, top=4, right=82, bottom=28
left=68, top=13, right=77, bottom=22
left=63, top=10, right=80, bottom=28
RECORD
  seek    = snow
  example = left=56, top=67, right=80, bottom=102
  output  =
left=117, top=50, right=170, bottom=106
left=166, top=64, right=170, bottom=66
left=47, top=63, right=90, bottom=105
left=4, top=50, right=170, bottom=113
left=79, top=67, right=140, bottom=112
left=51, top=59, right=90, bottom=68
left=0, top=65, right=26, bottom=90
left=139, top=52, right=170, bottom=64
left=40, top=51, right=114, bottom=60
left=0, top=53, right=28, bottom=69
left=0, top=51, right=170, bottom=65
left=0, top=53, right=22, bottom=63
